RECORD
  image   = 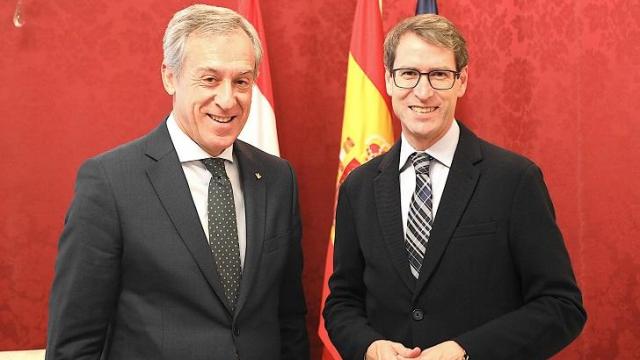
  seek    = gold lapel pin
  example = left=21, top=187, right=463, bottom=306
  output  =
left=255, top=172, right=262, bottom=179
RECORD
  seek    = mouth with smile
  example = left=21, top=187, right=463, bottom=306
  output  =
left=207, top=113, right=235, bottom=124
left=409, top=105, right=439, bottom=114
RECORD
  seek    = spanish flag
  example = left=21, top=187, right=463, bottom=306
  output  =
left=237, top=0, right=280, bottom=156
left=318, top=1, right=394, bottom=358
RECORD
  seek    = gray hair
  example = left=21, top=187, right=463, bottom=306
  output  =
left=162, top=4, right=263, bottom=76
left=384, top=14, right=468, bottom=71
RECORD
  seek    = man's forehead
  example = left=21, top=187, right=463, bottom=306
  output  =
left=181, top=30, right=255, bottom=72
left=185, top=28, right=252, bottom=48
left=397, top=32, right=451, bottom=52
left=395, top=34, right=455, bottom=66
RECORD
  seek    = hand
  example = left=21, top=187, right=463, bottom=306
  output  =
left=411, top=341, right=466, bottom=360
left=366, top=340, right=421, bottom=360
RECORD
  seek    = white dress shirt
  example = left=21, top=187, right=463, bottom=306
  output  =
left=166, top=114, right=247, bottom=267
left=399, top=120, right=460, bottom=236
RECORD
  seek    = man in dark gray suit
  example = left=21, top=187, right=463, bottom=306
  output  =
left=46, top=5, right=309, bottom=359
left=323, top=14, right=585, bottom=360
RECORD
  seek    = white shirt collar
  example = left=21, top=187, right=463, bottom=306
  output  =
left=399, top=120, right=460, bottom=171
left=166, top=113, right=234, bottom=163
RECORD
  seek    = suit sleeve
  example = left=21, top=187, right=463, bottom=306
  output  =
left=454, top=164, right=587, bottom=359
left=46, top=158, right=121, bottom=360
left=323, top=181, right=385, bottom=360
left=278, top=163, right=310, bottom=360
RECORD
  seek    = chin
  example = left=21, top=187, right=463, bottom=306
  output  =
left=199, top=137, right=231, bottom=152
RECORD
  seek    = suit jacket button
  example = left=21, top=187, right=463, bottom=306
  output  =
left=233, top=326, right=240, bottom=336
left=412, top=309, right=424, bottom=321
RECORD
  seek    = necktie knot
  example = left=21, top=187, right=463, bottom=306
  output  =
left=202, top=158, right=226, bottom=177
left=411, top=152, right=432, bottom=174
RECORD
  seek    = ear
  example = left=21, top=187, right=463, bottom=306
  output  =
left=456, top=66, right=468, bottom=98
left=385, top=69, right=393, bottom=96
left=161, top=63, right=176, bottom=96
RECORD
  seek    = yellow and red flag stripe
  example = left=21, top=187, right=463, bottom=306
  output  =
left=318, top=1, right=394, bottom=359
left=238, top=0, right=280, bottom=156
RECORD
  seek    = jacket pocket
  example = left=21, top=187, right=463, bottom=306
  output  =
left=263, top=231, right=291, bottom=253
left=452, top=221, right=497, bottom=238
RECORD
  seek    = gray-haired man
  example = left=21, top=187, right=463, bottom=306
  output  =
left=47, top=5, right=309, bottom=359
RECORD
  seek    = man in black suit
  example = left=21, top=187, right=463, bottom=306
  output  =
left=323, top=14, right=585, bottom=360
left=46, top=5, right=309, bottom=359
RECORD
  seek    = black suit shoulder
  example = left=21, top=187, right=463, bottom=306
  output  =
left=453, top=125, right=547, bottom=196
left=476, top=136, right=536, bottom=172
left=340, top=150, right=389, bottom=190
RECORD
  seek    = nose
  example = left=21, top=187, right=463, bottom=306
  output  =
left=214, top=80, right=236, bottom=110
left=413, top=75, right=434, bottom=100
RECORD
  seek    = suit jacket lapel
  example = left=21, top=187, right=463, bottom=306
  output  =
left=413, top=124, right=482, bottom=300
left=233, top=141, right=266, bottom=314
left=374, top=142, right=416, bottom=292
left=144, top=121, right=233, bottom=315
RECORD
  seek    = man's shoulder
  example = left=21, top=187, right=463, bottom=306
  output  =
left=235, top=140, right=287, bottom=165
left=81, top=122, right=167, bottom=176
left=357, top=152, right=389, bottom=174
left=233, top=140, right=301, bottom=188
left=341, top=148, right=393, bottom=187
left=477, top=137, right=536, bottom=172
left=461, top=124, right=536, bottom=172
left=94, top=128, right=158, bottom=161
left=234, top=140, right=292, bottom=174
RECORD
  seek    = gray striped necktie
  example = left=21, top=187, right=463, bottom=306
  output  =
left=405, top=152, right=433, bottom=279
left=202, top=158, right=242, bottom=310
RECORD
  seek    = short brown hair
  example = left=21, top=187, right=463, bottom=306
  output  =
left=384, top=14, right=468, bottom=71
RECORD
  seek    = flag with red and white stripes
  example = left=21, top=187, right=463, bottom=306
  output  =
left=238, top=0, right=280, bottom=156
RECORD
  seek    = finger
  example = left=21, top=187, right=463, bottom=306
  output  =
left=390, top=343, right=421, bottom=358
left=375, top=342, right=400, bottom=360
left=396, top=354, right=423, bottom=360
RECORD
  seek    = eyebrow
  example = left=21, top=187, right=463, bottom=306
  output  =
left=394, top=66, right=456, bottom=71
left=195, top=67, right=254, bottom=75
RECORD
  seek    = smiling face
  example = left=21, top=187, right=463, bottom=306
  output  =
left=385, top=32, right=467, bottom=151
left=161, top=29, right=255, bottom=156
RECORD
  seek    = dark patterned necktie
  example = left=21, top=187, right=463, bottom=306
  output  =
left=405, top=152, right=433, bottom=279
left=202, top=158, right=242, bottom=310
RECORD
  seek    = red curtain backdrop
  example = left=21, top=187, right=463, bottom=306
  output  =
left=1, top=0, right=638, bottom=358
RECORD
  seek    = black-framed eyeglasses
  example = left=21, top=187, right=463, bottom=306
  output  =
left=391, top=68, right=461, bottom=90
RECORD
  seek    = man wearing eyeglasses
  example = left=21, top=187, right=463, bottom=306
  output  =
left=323, top=14, right=586, bottom=360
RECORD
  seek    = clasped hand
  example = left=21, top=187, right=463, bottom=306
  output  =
left=366, top=339, right=466, bottom=360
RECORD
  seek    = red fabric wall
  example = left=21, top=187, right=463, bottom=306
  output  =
left=1, top=0, right=638, bottom=358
